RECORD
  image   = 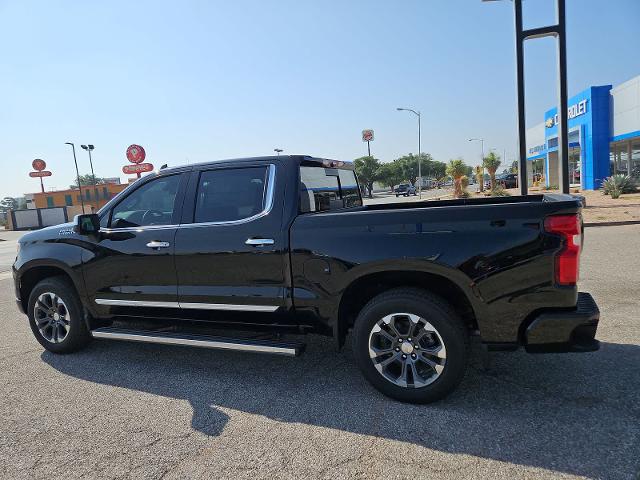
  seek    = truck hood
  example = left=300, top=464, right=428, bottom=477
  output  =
left=19, top=222, right=77, bottom=243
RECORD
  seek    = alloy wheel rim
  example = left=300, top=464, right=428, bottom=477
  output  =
left=33, top=292, right=70, bottom=344
left=368, top=312, right=446, bottom=388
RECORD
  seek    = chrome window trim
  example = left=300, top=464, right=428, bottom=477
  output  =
left=99, top=164, right=276, bottom=233
left=95, top=298, right=279, bottom=312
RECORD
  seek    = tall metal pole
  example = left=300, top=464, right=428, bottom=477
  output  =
left=66, top=142, right=85, bottom=212
left=87, top=148, right=96, bottom=184
left=397, top=107, right=422, bottom=198
left=418, top=111, right=422, bottom=198
left=514, top=0, right=528, bottom=195
left=367, top=141, right=371, bottom=157
left=556, top=0, right=569, bottom=193
left=87, top=147, right=97, bottom=202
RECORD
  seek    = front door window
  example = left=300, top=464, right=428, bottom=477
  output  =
left=110, top=175, right=181, bottom=228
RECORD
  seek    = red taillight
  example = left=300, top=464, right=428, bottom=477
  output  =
left=544, top=214, right=582, bottom=286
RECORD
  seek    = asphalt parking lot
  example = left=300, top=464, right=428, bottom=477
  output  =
left=0, top=225, right=638, bottom=480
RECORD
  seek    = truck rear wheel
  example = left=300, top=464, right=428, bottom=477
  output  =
left=27, top=276, right=92, bottom=354
left=352, top=288, right=468, bottom=403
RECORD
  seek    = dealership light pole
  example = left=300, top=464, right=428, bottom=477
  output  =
left=65, top=142, right=85, bottom=212
left=483, top=0, right=570, bottom=194
left=274, top=148, right=283, bottom=156
left=396, top=107, right=422, bottom=198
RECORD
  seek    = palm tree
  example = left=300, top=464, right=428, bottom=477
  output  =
left=483, top=152, right=502, bottom=190
left=446, top=158, right=468, bottom=198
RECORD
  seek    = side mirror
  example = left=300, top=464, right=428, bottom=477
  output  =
left=74, top=214, right=100, bottom=235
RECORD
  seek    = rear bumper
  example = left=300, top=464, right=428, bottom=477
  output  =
left=524, top=292, right=600, bottom=353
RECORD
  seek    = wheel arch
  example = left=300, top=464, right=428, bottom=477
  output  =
left=17, top=261, right=84, bottom=315
left=336, top=269, right=479, bottom=348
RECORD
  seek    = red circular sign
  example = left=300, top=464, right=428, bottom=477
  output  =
left=126, top=144, right=146, bottom=164
left=122, top=163, right=154, bottom=174
left=32, top=159, right=46, bottom=171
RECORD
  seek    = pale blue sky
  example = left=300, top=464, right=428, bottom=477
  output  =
left=1, top=0, right=638, bottom=197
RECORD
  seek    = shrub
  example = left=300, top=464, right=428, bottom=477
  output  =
left=600, top=175, right=637, bottom=198
left=460, top=175, right=469, bottom=190
left=490, top=185, right=511, bottom=197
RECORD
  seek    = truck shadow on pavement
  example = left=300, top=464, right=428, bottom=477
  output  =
left=42, top=336, right=640, bottom=479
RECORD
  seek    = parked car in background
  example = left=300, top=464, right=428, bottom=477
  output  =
left=497, top=173, right=518, bottom=188
left=487, top=173, right=518, bottom=189
left=395, top=184, right=417, bottom=197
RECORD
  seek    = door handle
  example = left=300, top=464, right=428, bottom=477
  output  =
left=146, top=241, right=171, bottom=249
left=245, top=238, right=275, bottom=246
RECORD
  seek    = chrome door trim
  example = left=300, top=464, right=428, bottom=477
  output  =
left=179, top=302, right=279, bottom=312
left=95, top=298, right=279, bottom=312
left=95, top=299, right=180, bottom=308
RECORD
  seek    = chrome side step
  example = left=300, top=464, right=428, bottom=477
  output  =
left=91, top=327, right=304, bottom=357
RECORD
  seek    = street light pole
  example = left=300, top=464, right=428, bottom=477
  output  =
left=274, top=148, right=283, bottom=156
left=65, top=142, right=85, bottom=212
left=81, top=145, right=96, bottom=183
left=397, top=107, right=422, bottom=199
left=468, top=138, right=485, bottom=165
left=81, top=144, right=96, bottom=201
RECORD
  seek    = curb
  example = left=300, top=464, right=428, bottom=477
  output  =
left=584, top=220, right=640, bottom=227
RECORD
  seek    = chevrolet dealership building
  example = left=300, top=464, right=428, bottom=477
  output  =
left=526, top=74, right=640, bottom=190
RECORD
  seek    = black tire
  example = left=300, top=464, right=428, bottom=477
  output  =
left=27, top=276, right=92, bottom=354
left=352, top=288, right=468, bottom=403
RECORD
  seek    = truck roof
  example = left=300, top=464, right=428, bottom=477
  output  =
left=160, top=155, right=353, bottom=175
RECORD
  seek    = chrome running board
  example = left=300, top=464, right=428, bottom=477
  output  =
left=91, top=327, right=304, bottom=357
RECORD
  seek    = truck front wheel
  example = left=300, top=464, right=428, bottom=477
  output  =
left=352, top=288, right=468, bottom=403
left=27, top=276, right=92, bottom=354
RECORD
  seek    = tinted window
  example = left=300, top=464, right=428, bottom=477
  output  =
left=194, top=166, right=268, bottom=223
left=299, top=166, right=362, bottom=213
left=110, top=175, right=181, bottom=228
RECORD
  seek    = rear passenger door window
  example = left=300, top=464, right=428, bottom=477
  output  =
left=194, top=166, right=268, bottom=223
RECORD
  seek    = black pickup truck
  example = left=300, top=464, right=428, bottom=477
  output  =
left=13, top=155, right=600, bottom=403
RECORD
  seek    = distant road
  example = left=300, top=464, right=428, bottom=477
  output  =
left=0, top=231, right=23, bottom=273
left=364, top=187, right=453, bottom=205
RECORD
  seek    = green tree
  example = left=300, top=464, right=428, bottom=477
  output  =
left=446, top=158, right=469, bottom=198
left=353, top=156, right=381, bottom=198
left=395, top=154, right=419, bottom=186
left=377, top=161, right=404, bottom=192
left=510, top=160, right=518, bottom=174
left=0, top=197, right=18, bottom=212
left=395, top=153, right=446, bottom=188
left=70, top=174, right=106, bottom=189
left=482, top=152, right=502, bottom=190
